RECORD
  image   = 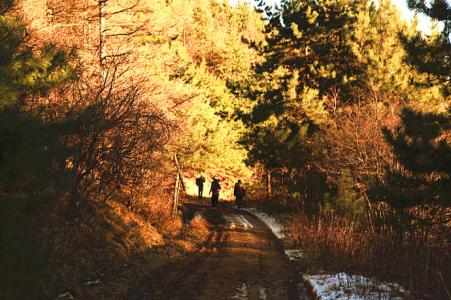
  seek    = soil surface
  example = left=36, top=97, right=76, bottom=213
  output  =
left=131, top=197, right=310, bottom=300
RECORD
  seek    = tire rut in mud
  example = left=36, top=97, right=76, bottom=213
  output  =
left=131, top=199, right=309, bottom=300
left=167, top=230, right=229, bottom=299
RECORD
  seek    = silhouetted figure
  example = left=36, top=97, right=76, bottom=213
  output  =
left=195, top=175, right=205, bottom=199
left=234, top=179, right=246, bottom=209
left=210, top=177, right=221, bottom=207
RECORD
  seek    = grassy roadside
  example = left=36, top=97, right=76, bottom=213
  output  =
left=1, top=194, right=218, bottom=299
left=244, top=197, right=450, bottom=299
left=64, top=197, right=220, bottom=299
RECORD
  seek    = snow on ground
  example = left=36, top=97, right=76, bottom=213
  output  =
left=85, top=279, right=100, bottom=286
left=304, top=273, right=406, bottom=300
left=258, top=287, right=267, bottom=299
left=284, top=249, right=304, bottom=261
left=231, top=284, right=267, bottom=300
left=238, top=215, right=254, bottom=229
left=231, top=283, right=248, bottom=299
left=57, top=292, right=74, bottom=299
left=243, top=207, right=406, bottom=299
left=243, top=208, right=303, bottom=263
left=192, top=212, right=204, bottom=221
left=242, top=208, right=285, bottom=239
left=224, top=214, right=254, bottom=230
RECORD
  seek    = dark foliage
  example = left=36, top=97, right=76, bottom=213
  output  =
left=370, top=108, right=450, bottom=209
left=403, top=0, right=450, bottom=95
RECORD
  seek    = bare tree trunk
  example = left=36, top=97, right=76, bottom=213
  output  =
left=267, top=170, right=272, bottom=200
left=361, top=188, right=375, bottom=233
left=99, top=0, right=107, bottom=78
left=172, top=155, right=185, bottom=219
left=173, top=172, right=180, bottom=219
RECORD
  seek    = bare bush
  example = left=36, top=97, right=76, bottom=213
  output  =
left=320, top=96, right=398, bottom=184
left=69, top=70, right=172, bottom=207
left=25, top=60, right=174, bottom=209
left=316, top=93, right=401, bottom=221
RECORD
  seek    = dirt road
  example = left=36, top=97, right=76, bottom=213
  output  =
left=132, top=198, right=309, bottom=300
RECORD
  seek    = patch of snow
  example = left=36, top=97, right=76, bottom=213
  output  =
left=304, top=273, right=406, bottom=300
left=224, top=214, right=254, bottom=230
left=238, top=215, right=254, bottom=229
left=243, top=208, right=285, bottom=239
left=224, top=214, right=237, bottom=229
left=284, top=249, right=304, bottom=261
left=85, top=279, right=100, bottom=286
left=57, top=292, right=74, bottom=299
left=258, top=286, right=267, bottom=299
left=231, top=283, right=248, bottom=299
left=193, top=212, right=204, bottom=221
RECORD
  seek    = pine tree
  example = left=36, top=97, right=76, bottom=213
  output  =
left=237, top=0, right=367, bottom=172
left=370, top=108, right=450, bottom=209
left=139, top=0, right=264, bottom=179
left=369, top=1, right=451, bottom=210
left=0, top=0, right=73, bottom=195
left=403, top=0, right=450, bottom=95
left=0, top=2, right=74, bottom=297
left=352, top=2, right=414, bottom=95
left=350, top=0, right=445, bottom=110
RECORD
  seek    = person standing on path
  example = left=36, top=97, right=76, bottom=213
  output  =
left=209, top=177, right=221, bottom=207
left=233, top=179, right=245, bottom=209
left=196, top=175, right=205, bottom=199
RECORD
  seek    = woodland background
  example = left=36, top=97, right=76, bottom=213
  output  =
left=0, top=0, right=449, bottom=298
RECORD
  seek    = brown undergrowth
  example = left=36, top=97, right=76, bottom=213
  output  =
left=244, top=193, right=449, bottom=299
left=41, top=199, right=167, bottom=299
left=289, top=213, right=450, bottom=299
left=0, top=191, right=216, bottom=299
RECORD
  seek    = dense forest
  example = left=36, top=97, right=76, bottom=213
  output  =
left=0, top=0, right=449, bottom=298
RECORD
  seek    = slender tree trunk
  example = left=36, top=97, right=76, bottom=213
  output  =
left=363, top=191, right=375, bottom=233
left=267, top=170, right=272, bottom=200
left=99, top=0, right=107, bottom=78
left=172, top=155, right=185, bottom=219
left=173, top=172, right=180, bottom=219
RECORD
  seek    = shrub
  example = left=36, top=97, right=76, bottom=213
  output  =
left=290, top=211, right=450, bottom=299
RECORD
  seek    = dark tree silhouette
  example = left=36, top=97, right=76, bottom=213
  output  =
left=370, top=108, right=450, bottom=209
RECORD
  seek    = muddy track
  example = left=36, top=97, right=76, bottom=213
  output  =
left=131, top=199, right=309, bottom=300
left=131, top=220, right=226, bottom=300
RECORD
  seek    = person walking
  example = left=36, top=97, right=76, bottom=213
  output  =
left=233, top=179, right=246, bottom=209
left=210, top=177, right=221, bottom=207
left=195, top=175, right=205, bottom=199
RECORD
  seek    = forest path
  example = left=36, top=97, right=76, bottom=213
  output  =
left=131, top=197, right=309, bottom=300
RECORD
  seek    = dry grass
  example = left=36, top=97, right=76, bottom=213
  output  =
left=39, top=198, right=166, bottom=298
left=1, top=179, right=219, bottom=299
left=40, top=190, right=217, bottom=298
left=290, top=213, right=450, bottom=299
left=133, top=191, right=183, bottom=237
left=183, top=213, right=211, bottom=244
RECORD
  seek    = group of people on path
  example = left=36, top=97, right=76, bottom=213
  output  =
left=195, top=175, right=246, bottom=208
